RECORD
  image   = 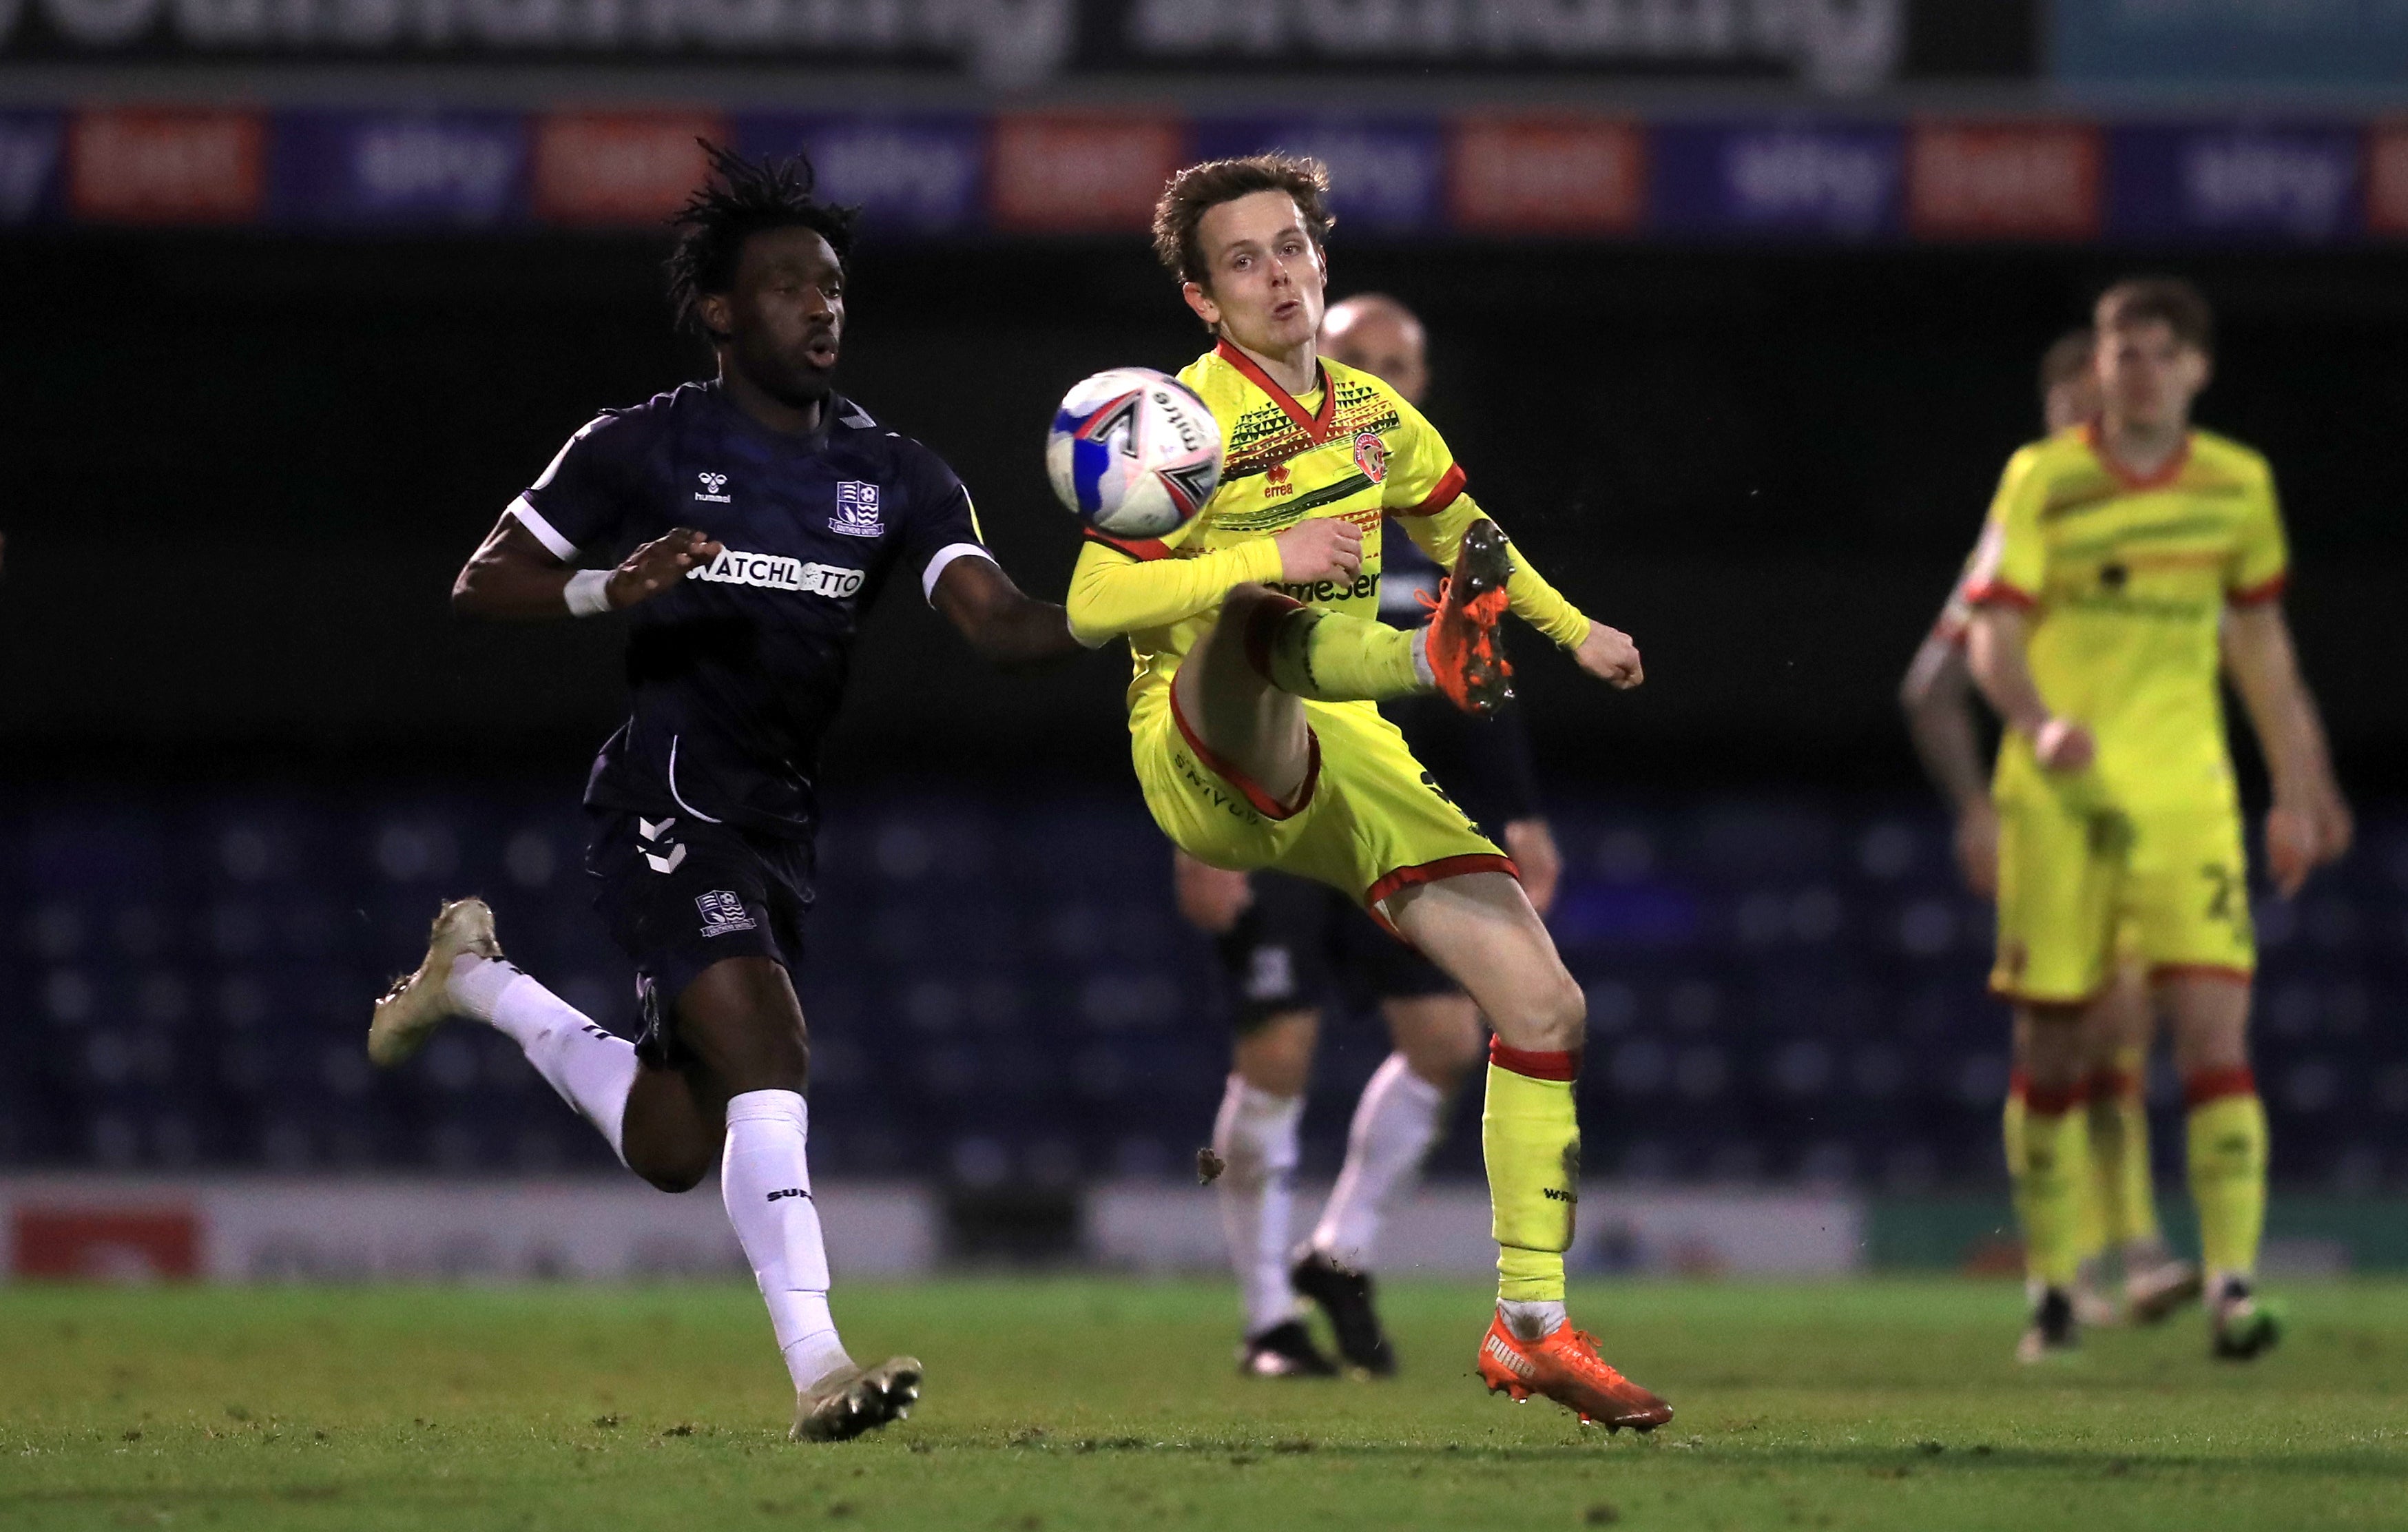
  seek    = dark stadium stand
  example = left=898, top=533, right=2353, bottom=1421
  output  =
left=5, top=790, right=2402, bottom=1192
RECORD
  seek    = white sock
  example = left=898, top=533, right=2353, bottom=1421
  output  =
left=1411, top=626, right=1436, bottom=688
left=452, top=954, right=639, bottom=1164
left=1212, top=1075, right=1304, bottom=1340
left=721, top=1089, right=852, bottom=1391
left=1499, top=1299, right=1566, bottom=1341
left=1310, top=1052, right=1446, bottom=1271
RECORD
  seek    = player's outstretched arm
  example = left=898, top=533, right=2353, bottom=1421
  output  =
left=1061, top=521, right=1357, bottom=647
left=450, top=515, right=721, bottom=621
left=2223, top=602, right=2351, bottom=895
left=1900, top=632, right=2000, bottom=898
left=1966, top=605, right=2093, bottom=774
left=1395, top=501, right=1638, bottom=687
left=929, top=557, right=1083, bottom=670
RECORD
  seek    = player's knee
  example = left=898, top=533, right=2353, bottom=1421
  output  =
left=1497, top=970, right=1585, bottom=1054
left=630, top=1144, right=714, bottom=1195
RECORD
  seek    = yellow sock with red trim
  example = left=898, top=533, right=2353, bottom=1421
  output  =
left=1484, top=1040, right=1580, bottom=1304
left=2186, top=1068, right=2267, bottom=1280
left=2010, top=1074, right=2090, bottom=1289
left=2090, top=1048, right=2161, bottom=1249
left=1246, top=596, right=1424, bottom=703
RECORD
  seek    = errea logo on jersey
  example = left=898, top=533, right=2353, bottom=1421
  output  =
left=687, top=548, right=865, bottom=599
left=695, top=471, right=731, bottom=504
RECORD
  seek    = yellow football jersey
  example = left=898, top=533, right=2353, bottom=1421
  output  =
left=1072, top=342, right=1477, bottom=716
left=1966, top=424, right=2288, bottom=809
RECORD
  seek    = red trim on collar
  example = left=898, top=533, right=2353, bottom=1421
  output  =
left=1214, top=339, right=1336, bottom=443
left=2084, top=422, right=2192, bottom=490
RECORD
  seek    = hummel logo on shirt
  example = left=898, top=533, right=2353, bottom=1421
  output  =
left=696, top=470, right=731, bottom=504
left=687, top=548, right=866, bottom=599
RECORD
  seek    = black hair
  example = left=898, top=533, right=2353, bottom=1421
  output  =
left=665, top=142, right=859, bottom=344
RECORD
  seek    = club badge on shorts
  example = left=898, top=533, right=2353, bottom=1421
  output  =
left=696, top=891, right=757, bottom=938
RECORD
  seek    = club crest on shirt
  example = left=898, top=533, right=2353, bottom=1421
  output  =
left=1353, top=432, right=1389, bottom=484
left=695, top=470, right=732, bottom=504
left=832, top=481, right=884, bottom=537
left=696, top=890, right=756, bottom=938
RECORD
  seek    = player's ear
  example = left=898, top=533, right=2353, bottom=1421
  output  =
left=696, top=291, right=734, bottom=341
left=1181, top=280, right=1220, bottom=331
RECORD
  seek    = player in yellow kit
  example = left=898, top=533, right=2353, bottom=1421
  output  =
left=1904, top=329, right=2205, bottom=1329
left=1964, top=278, right=2352, bottom=1362
left=1063, top=154, right=1670, bottom=1430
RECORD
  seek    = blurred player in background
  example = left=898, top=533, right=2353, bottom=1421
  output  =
left=1069, top=154, right=1670, bottom=1431
left=367, top=147, right=1078, bottom=1440
left=1902, top=328, right=2204, bottom=1329
left=1963, top=278, right=2352, bottom=1362
left=1174, top=293, right=1565, bottom=1379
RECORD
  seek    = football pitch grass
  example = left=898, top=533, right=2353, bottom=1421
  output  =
left=4, top=1278, right=2405, bottom=1531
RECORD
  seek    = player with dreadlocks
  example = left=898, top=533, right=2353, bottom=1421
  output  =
left=365, top=144, right=1080, bottom=1439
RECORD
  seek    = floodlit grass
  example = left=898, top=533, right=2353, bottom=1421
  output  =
left=3, top=1277, right=2404, bottom=1530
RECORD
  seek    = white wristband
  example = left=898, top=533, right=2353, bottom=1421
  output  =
left=564, top=568, right=614, bottom=617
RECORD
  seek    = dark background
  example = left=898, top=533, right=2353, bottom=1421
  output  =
left=2, top=231, right=2399, bottom=804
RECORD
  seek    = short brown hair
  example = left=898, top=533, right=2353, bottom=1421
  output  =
left=2037, top=327, right=2094, bottom=403
left=1152, top=154, right=1335, bottom=289
left=2095, top=277, right=2213, bottom=355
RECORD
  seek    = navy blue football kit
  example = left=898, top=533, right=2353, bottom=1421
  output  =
left=511, top=381, right=993, bottom=1058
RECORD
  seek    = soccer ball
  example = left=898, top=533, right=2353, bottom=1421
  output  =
left=1046, top=368, right=1223, bottom=539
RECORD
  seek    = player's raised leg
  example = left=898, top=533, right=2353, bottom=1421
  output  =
left=2163, top=971, right=2276, bottom=1359
left=1386, top=871, right=1671, bottom=1431
left=370, top=898, right=650, bottom=1173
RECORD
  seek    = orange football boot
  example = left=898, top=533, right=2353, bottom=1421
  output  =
left=1476, top=1313, right=1674, bottom=1432
left=1421, top=519, right=1515, bottom=717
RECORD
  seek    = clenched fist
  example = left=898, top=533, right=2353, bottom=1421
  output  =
left=607, top=527, right=723, bottom=609
left=1273, top=517, right=1362, bottom=586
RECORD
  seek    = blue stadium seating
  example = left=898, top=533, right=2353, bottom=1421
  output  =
left=1, top=788, right=2402, bottom=1192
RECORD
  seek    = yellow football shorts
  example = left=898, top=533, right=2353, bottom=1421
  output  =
left=1132, top=687, right=1514, bottom=921
left=1992, top=788, right=2254, bottom=1004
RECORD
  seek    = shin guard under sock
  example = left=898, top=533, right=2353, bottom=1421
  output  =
left=2186, top=1069, right=2267, bottom=1282
left=1483, top=1040, right=1579, bottom=1305
left=720, top=1090, right=851, bottom=1391
left=1247, top=598, right=1426, bottom=703
left=2011, top=1075, right=2090, bottom=1290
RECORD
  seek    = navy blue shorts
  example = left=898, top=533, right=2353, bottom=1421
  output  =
left=1216, top=870, right=1457, bottom=1033
left=585, top=807, right=815, bottom=1066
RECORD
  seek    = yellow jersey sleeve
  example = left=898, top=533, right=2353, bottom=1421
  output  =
left=1378, top=393, right=1468, bottom=517
left=1064, top=533, right=1285, bottom=648
left=2228, top=457, right=2290, bottom=605
left=1964, top=443, right=2051, bottom=610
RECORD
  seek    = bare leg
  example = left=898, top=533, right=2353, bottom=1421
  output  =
left=1384, top=873, right=1581, bottom=1050
left=1382, top=993, right=1486, bottom=1088
left=618, top=958, right=811, bottom=1192
left=1173, top=586, right=1318, bottom=808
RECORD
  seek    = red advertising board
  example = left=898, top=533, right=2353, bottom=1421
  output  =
left=1907, top=122, right=2102, bottom=240
left=12, top=1206, right=199, bottom=1280
left=69, top=109, right=264, bottom=225
left=2367, top=121, right=2408, bottom=236
left=1447, top=116, right=1646, bottom=235
left=533, top=112, right=725, bottom=227
left=990, top=115, right=1185, bottom=234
